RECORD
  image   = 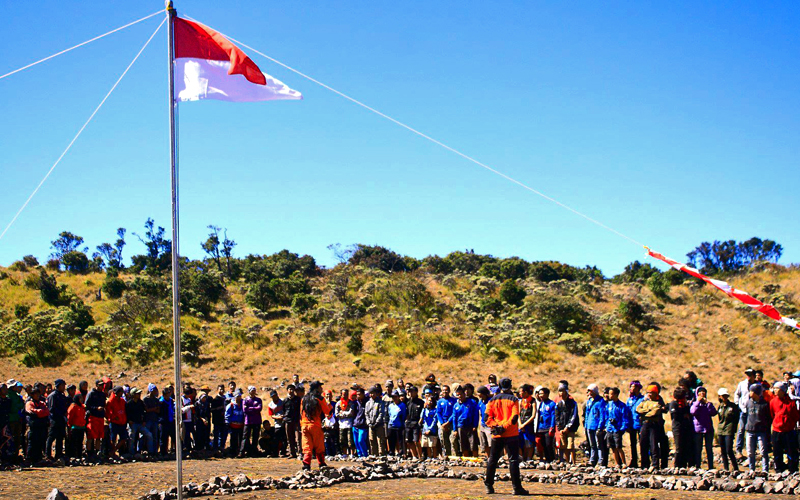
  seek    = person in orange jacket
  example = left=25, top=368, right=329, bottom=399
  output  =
left=106, top=386, right=128, bottom=458
left=484, top=377, right=528, bottom=496
left=300, top=381, right=332, bottom=470
left=66, top=394, right=87, bottom=459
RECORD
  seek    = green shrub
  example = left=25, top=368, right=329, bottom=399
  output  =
left=530, top=293, right=591, bottom=333
left=346, top=330, right=363, bottom=354
left=291, top=293, right=318, bottom=315
left=1, top=308, right=77, bottom=366
left=102, top=275, right=127, bottom=299
left=499, top=280, right=527, bottom=306
left=479, top=297, right=503, bottom=316
left=647, top=273, right=671, bottom=299
left=37, top=269, right=69, bottom=306
left=589, top=344, right=638, bottom=367
left=61, top=251, right=90, bottom=273
left=8, top=261, right=27, bottom=272
left=14, top=304, right=30, bottom=319
left=557, top=332, right=591, bottom=355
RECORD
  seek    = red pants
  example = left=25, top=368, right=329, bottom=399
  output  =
left=301, top=425, right=326, bottom=466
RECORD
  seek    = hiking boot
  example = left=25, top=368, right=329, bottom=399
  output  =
left=302, top=463, right=311, bottom=471
left=513, top=487, right=530, bottom=496
left=484, top=483, right=495, bottom=495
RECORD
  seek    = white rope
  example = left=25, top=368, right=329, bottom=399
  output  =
left=186, top=16, right=645, bottom=249
left=0, top=10, right=162, bottom=81
left=0, top=16, right=167, bottom=243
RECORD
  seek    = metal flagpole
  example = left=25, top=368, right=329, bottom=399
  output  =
left=165, top=2, right=183, bottom=500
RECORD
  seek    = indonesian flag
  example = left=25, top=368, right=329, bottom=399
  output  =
left=646, top=248, right=798, bottom=329
left=173, top=17, right=301, bottom=103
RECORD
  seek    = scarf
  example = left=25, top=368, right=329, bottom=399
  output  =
left=339, top=397, right=349, bottom=411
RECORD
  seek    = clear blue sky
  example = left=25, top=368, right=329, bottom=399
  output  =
left=2, top=2, right=798, bottom=275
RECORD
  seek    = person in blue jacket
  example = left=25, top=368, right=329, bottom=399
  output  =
left=625, top=381, right=644, bottom=468
left=449, top=386, right=479, bottom=457
left=605, top=387, right=631, bottom=467
left=583, top=384, right=605, bottom=466
left=387, top=389, right=407, bottom=456
left=224, top=389, right=245, bottom=456
left=436, top=385, right=458, bottom=457
left=536, top=387, right=557, bottom=462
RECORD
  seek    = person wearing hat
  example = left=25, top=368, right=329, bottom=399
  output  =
left=716, top=387, right=740, bottom=471
left=143, top=384, right=161, bottom=455
left=583, top=384, right=605, bottom=466
left=744, top=383, right=771, bottom=471
left=127, top=388, right=153, bottom=455
left=734, top=368, right=757, bottom=457
left=769, top=381, right=799, bottom=473
left=225, top=389, right=245, bottom=456
left=6, top=380, right=25, bottom=460
left=436, top=384, right=458, bottom=457
left=24, top=387, right=50, bottom=464
left=300, top=381, right=331, bottom=470
left=555, top=383, right=580, bottom=465
left=365, top=385, right=387, bottom=456
left=85, top=379, right=107, bottom=458
left=158, top=385, right=176, bottom=455
left=636, top=384, right=666, bottom=469
left=690, top=386, right=717, bottom=469
left=45, top=378, right=70, bottom=461
left=484, top=377, right=528, bottom=495
left=387, top=389, right=407, bottom=456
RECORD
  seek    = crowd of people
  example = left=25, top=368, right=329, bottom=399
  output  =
left=1, top=368, right=799, bottom=478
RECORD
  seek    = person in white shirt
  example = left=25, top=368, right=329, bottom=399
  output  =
left=733, top=368, right=756, bottom=457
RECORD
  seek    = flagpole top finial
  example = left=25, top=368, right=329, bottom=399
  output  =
left=165, top=0, right=174, bottom=11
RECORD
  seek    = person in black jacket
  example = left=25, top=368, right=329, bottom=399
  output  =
left=668, top=387, right=693, bottom=468
left=84, top=380, right=107, bottom=459
left=555, top=384, right=579, bottom=464
left=210, top=384, right=228, bottom=454
left=194, top=390, right=211, bottom=452
left=45, top=379, right=71, bottom=461
left=405, top=386, right=425, bottom=459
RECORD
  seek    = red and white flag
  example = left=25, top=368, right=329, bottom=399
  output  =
left=647, top=248, right=798, bottom=329
left=173, top=17, right=301, bottom=103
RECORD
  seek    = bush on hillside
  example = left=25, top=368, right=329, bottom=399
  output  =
left=647, top=273, right=671, bottom=299
left=102, top=274, right=127, bottom=299
left=61, top=250, right=91, bottom=273
left=499, top=279, right=527, bottom=306
left=589, top=344, right=638, bottom=368
left=1, top=308, right=77, bottom=366
left=530, top=293, right=591, bottom=333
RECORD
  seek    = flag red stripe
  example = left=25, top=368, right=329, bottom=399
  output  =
left=173, top=17, right=266, bottom=86
left=647, top=249, right=797, bottom=329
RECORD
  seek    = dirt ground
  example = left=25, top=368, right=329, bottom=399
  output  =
left=0, top=456, right=793, bottom=500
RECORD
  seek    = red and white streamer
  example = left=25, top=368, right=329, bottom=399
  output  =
left=646, top=248, right=798, bottom=330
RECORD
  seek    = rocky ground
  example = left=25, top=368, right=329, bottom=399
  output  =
left=7, top=455, right=800, bottom=500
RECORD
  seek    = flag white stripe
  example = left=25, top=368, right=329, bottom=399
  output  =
left=174, top=58, right=302, bottom=103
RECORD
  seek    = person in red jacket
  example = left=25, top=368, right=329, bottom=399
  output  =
left=300, top=381, right=332, bottom=470
left=67, top=394, right=87, bottom=459
left=484, top=378, right=528, bottom=496
left=106, top=386, right=128, bottom=458
left=25, top=387, right=51, bottom=464
left=769, top=382, right=799, bottom=472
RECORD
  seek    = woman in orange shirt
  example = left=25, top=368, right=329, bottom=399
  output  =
left=67, top=394, right=87, bottom=459
left=300, top=381, right=332, bottom=470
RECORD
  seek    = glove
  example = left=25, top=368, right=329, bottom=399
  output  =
left=491, top=425, right=505, bottom=436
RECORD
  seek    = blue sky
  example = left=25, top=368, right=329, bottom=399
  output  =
left=1, top=2, right=798, bottom=275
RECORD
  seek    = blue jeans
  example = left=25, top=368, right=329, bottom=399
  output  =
left=736, top=411, right=748, bottom=453
left=747, top=431, right=769, bottom=471
left=129, top=422, right=153, bottom=454
left=145, top=420, right=159, bottom=454
left=587, top=429, right=602, bottom=465
left=353, top=427, right=369, bottom=457
left=213, top=423, right=228, bottom=451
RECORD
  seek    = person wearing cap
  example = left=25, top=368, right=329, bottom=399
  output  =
left=668, top=387, right=694, bottom=468
left=127, top=388, right=153, bottom=455
left=241, top=386, right=263, bottom=457
left=484, top=377, right=528, bottom=495
left=436, top=384, right=458, bottom=457
left=25, top=387, right=50, bottom=464
left=735, top=368, right=757, bottom=457
left=583, top=384, right=605, bottom=466
left=423, top=373, right=440, bottom=399
left=744, top=383, right=771, bottom=471
left=690, top=386, right=717, bottom=469
left=266, top=389, right=287, bottom=456
left=625, top=381, right=644, bottom=468
left=107, top=386, right=128, bottom=459
left=225, top=389, right=245, bottom=456
left=387, top=389, right=407, bottom=456
left=300, top=381, right=331, bottom=469
left=158, top=385, right=176, bottom=456
left=636, top=384, right=666, bottom=469
left=84, top=380, right=107, bottom=458
left=715, top=387, right=739, bottom=471
left=6, top=380, right=25, bottom=460
left=365, top=386, right=387, bottom=456
left=769, top=381, right=799, bottom=472
left=556, top=383, right=579, bottom=465
left=335, top=389, right=356, bottom=456
left=45, top=378, right=70, bottom=461
left=143, top=384, right=160, bottom=455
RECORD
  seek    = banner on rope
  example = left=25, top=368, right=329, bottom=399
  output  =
left=646, top=248, right=798, bottom=329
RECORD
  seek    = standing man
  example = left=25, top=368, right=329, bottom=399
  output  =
left=267, top=390, right=287, bottom=456
left=625, top=381, right=644, bottom=468
left=6, top=381, right=25, bottom=462
left=405, top=386, right=424, bottom=459
left=84, top=379, right=107, bottom=459
left=106, top=386, right=128, bottom=459
left=535, top=387, right=557, bottom=462
left=335, top=389, right=355, bottom=455
left=436, top=385, right=458, bottom=457
left=126, top=388, right=153, bottom=455
left=555, top=383, right=579, bottom=464
left=241, top=386, right=262, bottom=457
left=637, top=384, right=667, bottom=469
left=365, top=386, right=387, bottom=456
left=484, top=377, right=528, bottom=496
left=604, top=387, right=630, bottom=467
left=143, top=385, right=161, bottom=455
left=769, top=382, right=799, bottom=473
left=734, top=368, right=756, bottom=458
left=45, top=378, right=71, bottom=461
left=158, top=386, right=176, bottom=456
left=210, top=384, right=228, bottom=454
left=583, top=384, right=604, bottom=466
left=284, top=385, right=301, bottom=459
left=300, top=381, right=331, bottom=470
left=450, top=386, right=479, bottom=457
